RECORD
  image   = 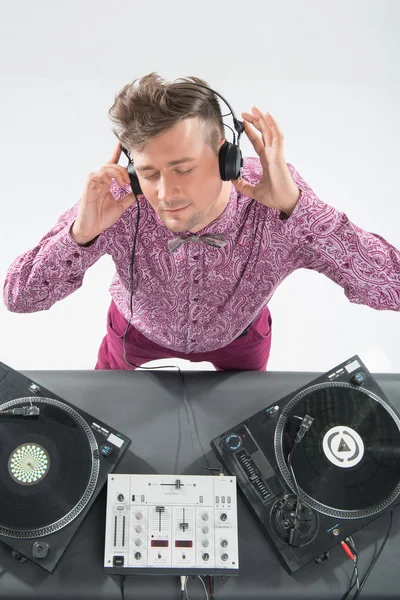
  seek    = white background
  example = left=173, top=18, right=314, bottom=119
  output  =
left=0, top=0, right=399, bottom=372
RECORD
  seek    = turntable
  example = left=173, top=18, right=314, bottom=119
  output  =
left=0, top=361, right=131, bottom=573
left=211, top=355, right=400, bottom=573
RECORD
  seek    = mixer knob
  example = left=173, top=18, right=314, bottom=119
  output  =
left=221, top=540, right=228, bottom=548
left=201, top=513, right=209, bottom=521
left=135, top=512, right=143, bottom=520
left=202, top=539, right=209, bottom=548
left=135, top=525, right=143, bottom=533
left=202, top=553, right=209, bottom=561
left=220, top=513, right=227, bottom=521
left=202, top=526, right=209, bottom=534
left=221, top=553, right=229, bottom=561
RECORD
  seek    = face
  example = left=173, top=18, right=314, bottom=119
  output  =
left=131, top=117, right=230, bottom=233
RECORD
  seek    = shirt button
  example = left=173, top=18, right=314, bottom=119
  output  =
left=193, top=255, right=199, bottom=260
left=193, top=297, right=199, bottom=302
left=193, top=320, right=198, bottom=324
left=194, top=279, right=199, bottom=284
left=66, top=259, right=72, bottom=267
left=73, top=252, right=80, bottom=258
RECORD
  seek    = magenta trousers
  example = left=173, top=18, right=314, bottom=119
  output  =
left=95, top=300, right=272, bottom=371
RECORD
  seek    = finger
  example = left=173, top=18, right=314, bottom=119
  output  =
left=241, top=112, right=261, bottom=131
left=242, top=110, right=272, bottom=146
left=101, top=164, right=131, bottom=186
left=242, top=121, right=264, bottom=155
left=88, top=171, right=113, bottom=188
left=251, top=106, right=273, bottom=146
left=90, top=170, right=130, bottom=191
left=265, top=113, right=284, bottom=145
left=242, top=108, right=266, bottom=133
left=108, top=142, right=123, bottom=165
left=232, top=177, right=256, bottom=198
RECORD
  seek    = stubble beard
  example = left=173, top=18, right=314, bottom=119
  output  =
left=162, top=208, right=205, bottom=233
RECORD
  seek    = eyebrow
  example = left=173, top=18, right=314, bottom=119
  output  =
left=135, top=157, right=196, bottom=172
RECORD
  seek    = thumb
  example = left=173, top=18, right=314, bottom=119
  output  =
left=232, top=177, right=255, bottom=199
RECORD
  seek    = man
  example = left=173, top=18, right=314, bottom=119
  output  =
left=3, top=73, right=400, bottom=371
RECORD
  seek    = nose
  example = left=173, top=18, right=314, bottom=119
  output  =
left=157, top=175, right=179, bottom=203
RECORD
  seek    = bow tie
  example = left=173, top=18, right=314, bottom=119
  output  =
left=168, top=233, right=227, bottom=253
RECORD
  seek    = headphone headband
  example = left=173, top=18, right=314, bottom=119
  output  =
left=177, top=82, right=245, bottom=144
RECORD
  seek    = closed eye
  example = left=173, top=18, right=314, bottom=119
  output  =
left=142, top=168, right=194, bottom=180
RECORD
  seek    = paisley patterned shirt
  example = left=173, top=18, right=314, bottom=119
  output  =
left=3, top=158, right=400, bottom=353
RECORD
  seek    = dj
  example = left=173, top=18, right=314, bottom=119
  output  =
left=3, top=73, right=400, bottom=371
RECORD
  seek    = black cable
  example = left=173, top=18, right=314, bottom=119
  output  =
left=351, top=510, right=393, bottom=600
left=347, top=536, right=360, bottom=593
left=340, top=552, right=359, bottom=600
left=222, top=122, right=237, bottom=145
left=208, top=575, right=215, bottom=600
left=179, top=591, right=184, bottom=600
left=120, top=575, right=126, bottom=600
left=179, top=369, right=221, bottom=473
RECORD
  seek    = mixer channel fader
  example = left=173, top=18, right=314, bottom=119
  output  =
left=104, top=474, right=239, bottom=575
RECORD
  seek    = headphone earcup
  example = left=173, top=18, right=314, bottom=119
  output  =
left=127, top=162, right=143, bottom=197
left=218, top=141, right=243, bottom=181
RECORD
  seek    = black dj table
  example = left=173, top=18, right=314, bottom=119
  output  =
left=0, top=368, right=399, bottom=600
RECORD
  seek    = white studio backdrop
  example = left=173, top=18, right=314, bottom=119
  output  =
left=0, top=0, right=399, bottom=372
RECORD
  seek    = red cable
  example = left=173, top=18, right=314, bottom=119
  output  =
left=341, top=541, right=355, bottom=561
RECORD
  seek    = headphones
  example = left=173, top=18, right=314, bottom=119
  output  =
left=119, top=83, right=244, bottom=196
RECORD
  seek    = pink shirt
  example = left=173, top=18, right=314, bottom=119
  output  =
left=3, top=158, right=400, bottom=353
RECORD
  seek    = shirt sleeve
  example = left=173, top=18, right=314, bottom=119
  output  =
left=3, top=200, right=111, bottom=313
left=3, top=179, right=134, bottom=313
left=279, top=163, right=400, bottom=311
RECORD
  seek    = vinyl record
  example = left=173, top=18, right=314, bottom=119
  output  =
left=0, top=397, right=99, bottom=537
left=275, top=382, right=400, bottom=518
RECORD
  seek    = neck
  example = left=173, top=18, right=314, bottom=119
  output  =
left=189, top=181, right=233, bottom=233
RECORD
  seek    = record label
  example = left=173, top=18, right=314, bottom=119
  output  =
left=8, top=443, right=50, bottom=485
left=322, top=426, right=364, bottom=468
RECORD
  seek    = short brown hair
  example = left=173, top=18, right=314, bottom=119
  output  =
left=108, top=72, right=225, bottom=154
